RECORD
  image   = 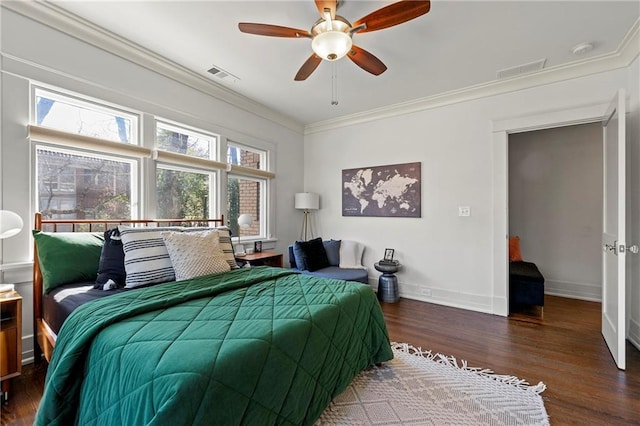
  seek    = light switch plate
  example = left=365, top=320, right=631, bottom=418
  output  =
left=458, top=206, right=471, bottom=217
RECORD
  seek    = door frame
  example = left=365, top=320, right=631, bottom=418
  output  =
left=491, top=102, right=609, bottom=316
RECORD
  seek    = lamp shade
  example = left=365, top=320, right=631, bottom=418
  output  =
left=295, top=193, right=319, bottom=210
left=0, top=210, right=24, bottom=240
left=238, top=214, right=253, bottom=228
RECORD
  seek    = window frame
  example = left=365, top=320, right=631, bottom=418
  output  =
left=28, top=85, right=276, bottom=238
left=155, top=162, right=218, bottom=220
left=155, top=119, right=219, bottom=161
left=33, top=143, right=140, bottom=220
left=33, top=86, right=140, bottom=145
left=227, top=173, right=268, bottom=241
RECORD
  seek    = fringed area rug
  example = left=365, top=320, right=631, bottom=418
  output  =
left=317, top=343, right=549, bottom=425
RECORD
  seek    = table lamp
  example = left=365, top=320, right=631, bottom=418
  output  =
left=0, top=210, right=24, bottom=293
left=236, top=214, right=253, bottom=255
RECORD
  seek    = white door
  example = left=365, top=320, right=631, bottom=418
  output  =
left=601, top=89, right=626, bottom=370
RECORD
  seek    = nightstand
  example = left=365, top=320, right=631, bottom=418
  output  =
left=235, top=251, right=283, bottom=268
left=0, top=290, right=22, bottom=403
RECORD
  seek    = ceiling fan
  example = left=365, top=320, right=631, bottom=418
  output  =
left=238, top=0, right=431, bottom=81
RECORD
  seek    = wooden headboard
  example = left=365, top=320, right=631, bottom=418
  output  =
left=32, top=212, right=225, bottom=362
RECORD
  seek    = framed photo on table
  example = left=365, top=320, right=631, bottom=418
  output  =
left=384, top=248, right=395, bottom=261
left=254, top=241, right=263, bottom=253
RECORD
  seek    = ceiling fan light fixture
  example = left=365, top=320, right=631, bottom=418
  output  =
left=312, top=30, right=352, bottom=61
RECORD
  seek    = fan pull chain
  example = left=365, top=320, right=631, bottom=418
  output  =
left=331, top=61, right=338, bottom=106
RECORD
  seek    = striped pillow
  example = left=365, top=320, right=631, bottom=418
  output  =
left=119, top=225, right=183, bottom=288
left=119, top=225, right=239, bottom=289
left=211, top=226, right=239, bottom=270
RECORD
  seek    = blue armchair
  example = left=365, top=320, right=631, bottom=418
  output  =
left=288, top=239, right=369, bottom=284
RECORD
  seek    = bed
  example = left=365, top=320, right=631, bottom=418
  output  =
left=32, top=213, right=392, bottom=425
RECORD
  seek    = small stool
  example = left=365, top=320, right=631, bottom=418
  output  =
left=374, top=262, right=400, bottom=303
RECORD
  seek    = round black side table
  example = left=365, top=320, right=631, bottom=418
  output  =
left=374, top=262, right=400, bottom=303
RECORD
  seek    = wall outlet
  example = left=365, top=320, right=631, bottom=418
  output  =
left=458, top=206, right=471, bottom=217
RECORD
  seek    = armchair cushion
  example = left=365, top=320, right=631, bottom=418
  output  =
left=294, top=237, right=330, bottom=272
left=339, top=240, right=365, bottom=269
left=323, top=240, right=341, bottom=266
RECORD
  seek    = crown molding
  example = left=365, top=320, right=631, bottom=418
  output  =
left=2, top=0, right=305, bottom=135
left=305, top=18, right=640, bottom=135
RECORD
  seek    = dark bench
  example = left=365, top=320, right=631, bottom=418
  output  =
left=509, top=261, right=545, bottom=310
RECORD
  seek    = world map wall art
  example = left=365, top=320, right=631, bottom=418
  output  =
left=342, top=162, right=421, bottom=217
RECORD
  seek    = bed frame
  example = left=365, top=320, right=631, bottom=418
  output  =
left=32, top=212, right=225, bottom=363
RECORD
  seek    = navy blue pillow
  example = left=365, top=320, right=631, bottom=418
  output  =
left=94, top=228, right=126, bottom=290
left=292, top=241, right=308, bottom=271
left=298, top=237, right=330, bottom=272
left=323, top=240, right=341, bottom=267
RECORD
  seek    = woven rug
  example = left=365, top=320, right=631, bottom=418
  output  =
left=317, top=343, right=549, bottom=425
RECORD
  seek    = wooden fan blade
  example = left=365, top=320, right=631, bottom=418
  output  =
left=294, top=54, right=323, bottom=81
left=238, top=23, right=311, bottom=38
left=347, top=45, right=387, bottom=76
left=315, top=0, right=337, bottom=19
left=353, top=0, right=430, bottom=33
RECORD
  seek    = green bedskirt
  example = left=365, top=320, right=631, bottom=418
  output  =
left=36, top=267, right=392, bottom=425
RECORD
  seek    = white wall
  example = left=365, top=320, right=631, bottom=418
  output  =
left=304, top=66, right=633, bottom=315
left=0, top=8, right=305, bottom=363
left=627, top=57, right=640, bottom=350
left=509, top=123, right=602, bottom=301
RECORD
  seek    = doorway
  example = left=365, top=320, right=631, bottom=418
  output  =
left=490, top=102, right=608, bottom=317
left=508, top=123, right=603, bottom=315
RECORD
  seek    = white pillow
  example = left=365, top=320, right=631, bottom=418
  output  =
left=339, top=240, right=366, bottom=269
left=162, top=230, right=230, bottom=281
left=178, top=226, right=239, bottom=270
left=119, top=225, right=183, bottom=288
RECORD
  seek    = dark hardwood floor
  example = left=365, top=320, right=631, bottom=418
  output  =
left=2, top=295, right=639, bottom=425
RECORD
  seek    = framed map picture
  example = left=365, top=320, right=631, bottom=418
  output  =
left=342, top=162, right=421, bottom=217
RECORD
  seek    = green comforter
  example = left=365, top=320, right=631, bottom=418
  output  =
left=36, top=267, right=392, bottom=425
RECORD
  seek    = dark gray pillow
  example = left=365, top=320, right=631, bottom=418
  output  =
left=95, top=228, right=126, bottom=290
left=298, top=237, right=330, bottom=272
left=323, top=240, right=341, bottom=267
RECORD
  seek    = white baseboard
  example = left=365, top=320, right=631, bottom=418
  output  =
left=21, top=333, right=35, bottom=365
left=395, top=282, right=494, bottom=315
left=545, top=279, right=601, bottom=301
left=628, top=318, right=640, bottom=351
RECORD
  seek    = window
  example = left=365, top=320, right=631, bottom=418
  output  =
left=226, top=142, right=272, bottom=240
left=35, top=88, right=137, bottom=144
left=154, top=122, right=221, bottom=219
left=156, top=166, right=213, bottom=219
left=156, top=121, right=216, bottom=159
left=36, top=147, right=136, bottom=220
left=227, top=175, right=264, bottom=239
left=227, top=144, right=264, bottom=170
left=30, top=86, right=274, bottom=233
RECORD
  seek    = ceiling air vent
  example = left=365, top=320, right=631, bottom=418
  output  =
left=207, top=65, right=239, bottom=83
left=496, top=59, right=546, bottom=79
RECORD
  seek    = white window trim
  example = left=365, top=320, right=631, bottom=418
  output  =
left=29, top=125, right=150, bottom=158
left=33, top=86, right=140, bottom=144
left=156, top=119, right=220, bottom=161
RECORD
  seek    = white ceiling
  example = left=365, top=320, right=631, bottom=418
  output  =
left=49, top=0, right=639, bottom=126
